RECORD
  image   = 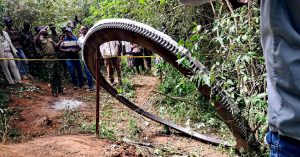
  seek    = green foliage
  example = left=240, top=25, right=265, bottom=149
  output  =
left=118, top=77, right=136, bottom=99
left=99, top=120, right=116, bottom=141
left=85, top=0, right=207, bottom=40
left=0, top=0, right=89, bottom=30
left=98, top=104, right=117, bottom=141
left=200, top=2, right=267, bottom=142
left=128, top=118, right=141, bottom=137
left=182, top=1, right=267, bottom=149
left=59, top=110, right=84, bottom=134
left=0, top=89, right=10, bottom=142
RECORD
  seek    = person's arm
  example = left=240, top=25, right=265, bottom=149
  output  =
left=53, top=36, right=63, bottom=49
left=34, top=28, right=47, bottom=46
left=73, top=40, right=81, bottom=52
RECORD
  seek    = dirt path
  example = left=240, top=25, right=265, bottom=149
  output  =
left=0, top=135, right=137, bottom=157
left=0, top=76, right=231, bottom=157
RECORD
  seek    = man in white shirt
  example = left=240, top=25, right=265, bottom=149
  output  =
left=0, top=30, right=21, bottom=85
left=100, top=41, right=122, bottom=85
left=77, top=26, right=94, bottom=91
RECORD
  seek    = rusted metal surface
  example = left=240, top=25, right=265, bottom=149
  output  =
left=95, top=48, right=100, bottom=136
left=83, top=19, right=260, bottom=150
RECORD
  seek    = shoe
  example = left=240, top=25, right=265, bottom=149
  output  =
left=59, top=91, right=66, bottom=95
left=86, top=88, right=94, bottom=92
left=73, top=86, right=77, bottom=90
left=26, top=74, right=33, bottom=79
left=83, top=85, right=89, bottom=89
left=21, top=75, right=29, bottom=80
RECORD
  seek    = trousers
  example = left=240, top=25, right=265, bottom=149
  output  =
left=266, top=131, right=300, bottom=157
left=0, top=51, right=21, bottom=84
left=16, top=48, right=29, bottom=76
left=104, top=57, right=121, bottom=83
left=66, top=59, right=84, bottom=87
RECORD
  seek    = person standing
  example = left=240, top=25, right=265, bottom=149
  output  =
left=100, top=41, right=122, bottom=85
left=60, top=28, right=84, bottom=90
left=73, top=15, right=82, bottom=28
left=34, top=27, right=64, bottom=97
left=77, top=26, right=94, bottom=91
left=3, top=17, right=30, bottom=79
left=141, top=47, right=153, bottom=71
left=20, top=21, right=37, bottom=76
left=121, top=41, right=135, bottom=71
left=0, top=31, right=21, bottom=85
left=131, top=43, right=145, bottom=74
left=49, top=23, right=68, bottom=78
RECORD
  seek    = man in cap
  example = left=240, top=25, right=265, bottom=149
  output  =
left=34, top=26, right=64, bottom=97
left=60, top=28, right=84, bottom=90
left=100, top=40, right=122, bottom=86
left=49, top=23, right=68, bottom=78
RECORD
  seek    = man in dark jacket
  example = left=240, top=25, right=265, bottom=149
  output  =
left=20, top=21, right=37, bottom=76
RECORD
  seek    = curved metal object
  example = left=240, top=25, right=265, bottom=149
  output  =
left=83, top=19, right=259, bottom=150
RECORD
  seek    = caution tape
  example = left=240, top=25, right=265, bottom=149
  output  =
left=0, top=55, right=160, bottom=61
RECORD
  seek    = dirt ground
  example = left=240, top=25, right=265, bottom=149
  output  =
left=0, top=135, right=137, bottom=157
left=0, top=75, right=232, bottom=157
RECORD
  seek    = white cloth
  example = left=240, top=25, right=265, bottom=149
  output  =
left=1, top=31, right=17, bottom=56
left=121, top=41, right=131, bottom=53
left=77, top=35, right=85, bottom=60
left=100, top=41, right=119, bottom=58
left=77, top=35, right=84, bottom=49
left=131, top=43, right=140, bottom=53
left=0, top=34, right=21, bottom=84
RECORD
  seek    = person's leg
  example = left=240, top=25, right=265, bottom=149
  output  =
left=137, top=52, right=145, bottom=72
left=84, top=64, right=94, bottom=89
left=17, top=48, right=29, bottom=75
left=112, top=57, right=122, bottom=85
left=66, top=59, right=77, bottom=87
left=146, top=50, right=152, bottom=70
left=141, top=59, right=145, bottom=72
left=15, top=54, right=25, bottom=76
left=105, top=58, right=114, bottom=83
left=0, top=52, right=14, bottom=84
left=135, top=62, right=140, bottom=74
left=7, top=52, right=21, bottom=83
left=48, top=62, right=57, bottom=96
left=53, top=61, right=64, bottom=94
left=74, top=60, right=84, bottom=88
left=266, top=131, right=300, bottom=157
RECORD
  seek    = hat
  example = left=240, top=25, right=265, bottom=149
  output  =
left=64, top=27, right=72, bottom=33
left=3, top=16, right=12, bottom=24
left=49, top=23, right=55, bottom=28
left=37, top=26, right=46, bottom=32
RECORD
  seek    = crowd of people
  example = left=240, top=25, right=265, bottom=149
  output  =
left=0, top=16, right=153, bottom=97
